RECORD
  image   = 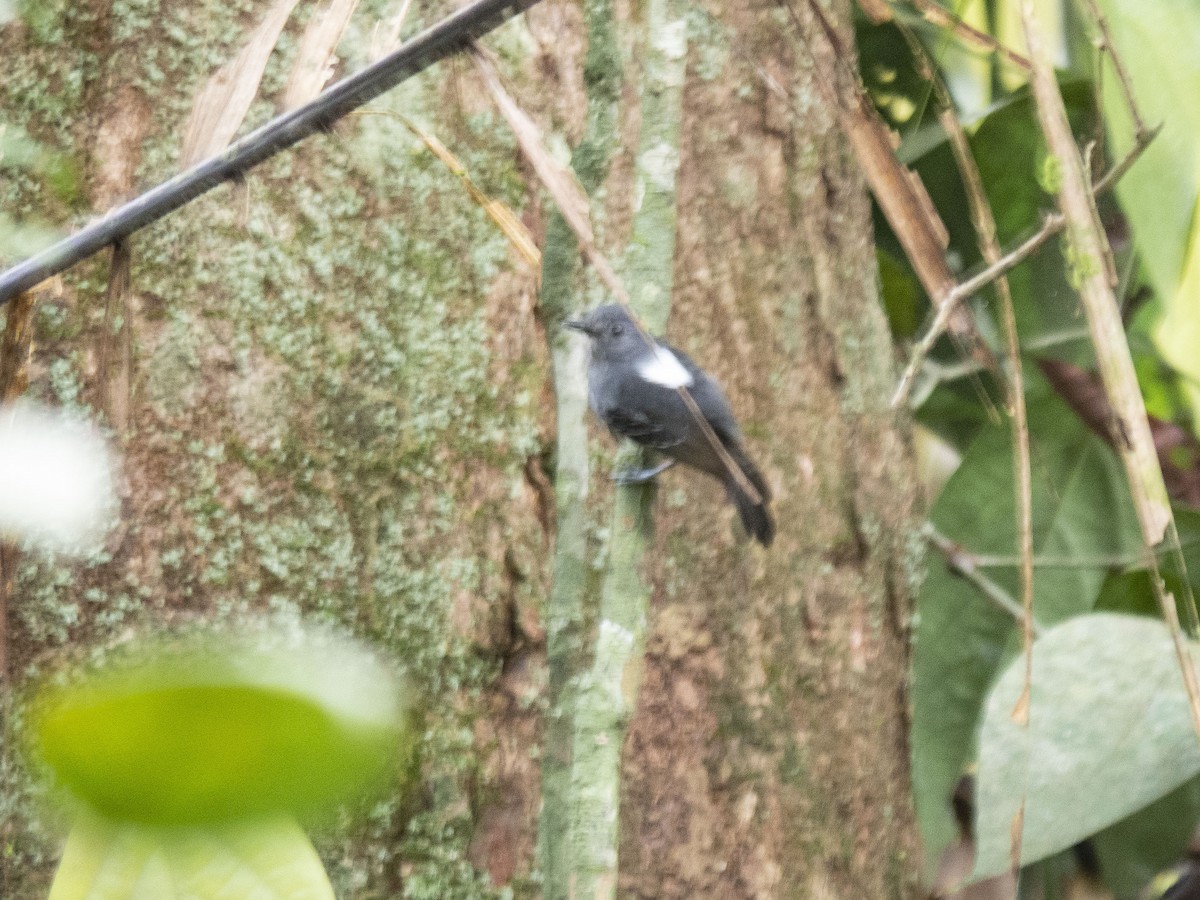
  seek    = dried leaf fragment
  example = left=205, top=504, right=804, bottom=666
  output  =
left=404, top=119, right=540, bottom=266
left=368, top=0, right=415, bottom=62
left=179, top=0, right=302, bottom=167
left=283, top=0, right=361, bottom=110
left=469, top=46, right=596, bottom=254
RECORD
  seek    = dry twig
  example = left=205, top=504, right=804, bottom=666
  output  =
left=373, top=112, right=541, bottom=265
left=1076, top=0, right=1148, bottom=140
left=284, top=0, right=362, bottom=109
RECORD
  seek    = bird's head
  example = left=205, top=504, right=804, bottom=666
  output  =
left=563, top=304, right=646, bottom=362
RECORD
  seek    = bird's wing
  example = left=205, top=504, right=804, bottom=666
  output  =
left=600, top=406, right=684, bottom=450
left=659, top=341, right=741, bottom=443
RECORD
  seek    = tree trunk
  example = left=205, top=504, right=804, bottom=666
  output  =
left=609, top=0, right=924, bottom=895
left=0, top=0, right=921, bottom=897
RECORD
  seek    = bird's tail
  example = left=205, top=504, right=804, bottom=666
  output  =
left=724, top=446, right=774, bottom=547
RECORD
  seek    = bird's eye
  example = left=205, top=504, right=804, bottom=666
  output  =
left=611, top=323, right=624, bottom=337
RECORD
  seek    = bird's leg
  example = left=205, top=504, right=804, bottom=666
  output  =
left=612, top=457, right=676, bottom=485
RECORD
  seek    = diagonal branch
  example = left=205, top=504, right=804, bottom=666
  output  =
left=0, top=0, right=544, bottom=304
left=1019, top=0, right=1200, bottom=748
left=905, top=0, right=1033, bottom=73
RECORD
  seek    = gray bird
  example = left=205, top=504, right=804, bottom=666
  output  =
left=564, top=304, right=774, bottom=546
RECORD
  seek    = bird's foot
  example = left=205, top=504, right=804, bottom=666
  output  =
left=611, top=459, right=676, bottom=485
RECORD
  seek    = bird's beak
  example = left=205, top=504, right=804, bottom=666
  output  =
left=564, top=318, right=594, bottom=336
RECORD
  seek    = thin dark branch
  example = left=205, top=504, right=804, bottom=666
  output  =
left=0, top=0, right=542, bottom=305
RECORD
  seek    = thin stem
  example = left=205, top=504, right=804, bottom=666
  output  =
left=936, top=89, right=1036, bottom=737
left=1020, top=0, right=1200, bottom=748
left=905, top=0, right=1033, bottom=72
left=924, top=525, right=1044, bottom=635
left=971, top=544, right=1200, bottom=569
left=1075, top=0, right=1148, bottom=138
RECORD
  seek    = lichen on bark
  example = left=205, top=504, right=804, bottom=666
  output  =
left=1, top=2, right=552, bottom=896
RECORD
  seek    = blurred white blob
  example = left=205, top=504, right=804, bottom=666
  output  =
left=914, top=423, right=962, bottom=504
left=0, top=402, right=117, bottom=552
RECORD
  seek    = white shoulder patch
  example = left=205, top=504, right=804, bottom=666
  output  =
left=636, top=346, right=694, bottom=388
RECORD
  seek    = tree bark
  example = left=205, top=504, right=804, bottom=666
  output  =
left=611, top=0, right=923, bottom=895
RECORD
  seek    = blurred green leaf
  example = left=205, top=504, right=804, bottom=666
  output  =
left=1095, top=0, right=1200, bottom=431
left=31, top=628, right=410, bottom=826
left=0, top=212, right=62, bottom=262
left=912, top=396, right=1141, bottom=874
left=0, top=124, right=81, bottom=203
left=973, top=614, right=1200, bottom=879
left=48, top=814, right=335, bottom=900
left=878, top=248, right=923, bottom=338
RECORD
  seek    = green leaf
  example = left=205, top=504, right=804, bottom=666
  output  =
left=1094, top=0, right=1200, bottom=429
left=48, top=814, right=335, bottom=900
left=0, top=124, right=82, bottom=203
left=973, top=613, right=1200, bottom=879
left=31, top=627, right=410, bottom=826
left=877, top=248, right=923, bottom=338
left=912, top=396, right=1141, bottom=873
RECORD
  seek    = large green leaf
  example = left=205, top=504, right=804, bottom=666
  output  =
left=912, top=396, right=1141, bottom=872
left=48, top=814, right=334, bottom=900
left=1095, top=0, right=1200, bottom=427
left=973, top=613, right=1200, bottom=879
left=30, top=628, right=409, bottom=826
